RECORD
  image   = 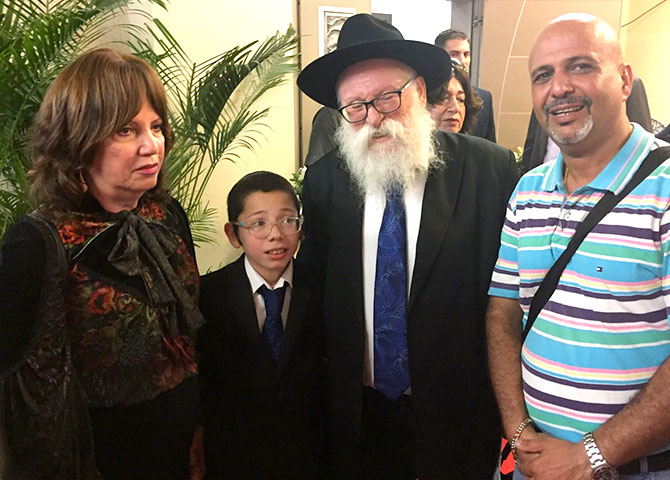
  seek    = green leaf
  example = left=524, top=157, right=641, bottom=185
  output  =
left=132, top=23, right=298, bottom=242
left=0, top=0, right=168, bottom=240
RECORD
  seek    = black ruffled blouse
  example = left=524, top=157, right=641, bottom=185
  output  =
left=0, top=196, right=203, bottom=479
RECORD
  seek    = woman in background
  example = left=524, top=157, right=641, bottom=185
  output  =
left=0, top=48, right=203, bottom=479
left=427, top=60, right=483, bottom=134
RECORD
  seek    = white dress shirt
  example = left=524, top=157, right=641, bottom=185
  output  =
left=244, top=256, right=293, bottom=332
left=362, top=173, right=426, bottom=388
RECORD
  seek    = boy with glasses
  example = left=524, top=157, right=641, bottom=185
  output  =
left=197, top=171, right=324, bottom=479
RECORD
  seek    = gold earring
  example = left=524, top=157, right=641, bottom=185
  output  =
left=79, top=170, right=88, bottom=193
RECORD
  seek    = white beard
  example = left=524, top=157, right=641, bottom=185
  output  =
left=335, top=101, right=441, bottom=196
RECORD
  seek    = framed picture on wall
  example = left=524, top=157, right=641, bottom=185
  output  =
left=318, top=6, right=356, bottom=57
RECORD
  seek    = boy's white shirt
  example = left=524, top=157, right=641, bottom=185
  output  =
left=244, top=255, right=293, bottom=332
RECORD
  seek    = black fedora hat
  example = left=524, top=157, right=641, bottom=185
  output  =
left=297, top=14, right=452, bottom=109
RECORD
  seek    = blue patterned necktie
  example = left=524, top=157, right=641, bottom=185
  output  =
left=258, top=284, right=286, bottom=363
left=373, top=189, right=410, bottom=400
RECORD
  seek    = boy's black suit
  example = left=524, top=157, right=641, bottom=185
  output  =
left=197, top=256, right=324, bottom=479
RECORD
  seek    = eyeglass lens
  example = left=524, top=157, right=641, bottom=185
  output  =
left=342, top=93, right=401, bottom=123
left=246, top=217, right=302, bottom=238
left=340, top=76, right=415, bottom=123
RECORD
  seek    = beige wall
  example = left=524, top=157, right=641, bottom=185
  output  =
left=621, top=0, right=670, bottom=126
left=298, top=0, right=371, bottom=164
left=480, top=0, right=622, bottom=151
left=154, top=0, right=297, bottom=272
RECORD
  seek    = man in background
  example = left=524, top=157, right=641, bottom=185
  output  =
left=304, top=106, right=339, bottom=166
left=435, top=28, right=496, bottom=142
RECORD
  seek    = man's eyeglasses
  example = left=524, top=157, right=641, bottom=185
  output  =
left=232, top=216, right=303, bottom=239
left=338, top=76, right=417, bottom=124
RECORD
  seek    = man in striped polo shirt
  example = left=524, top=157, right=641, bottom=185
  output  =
left=487, top=13, right=670, bottom=480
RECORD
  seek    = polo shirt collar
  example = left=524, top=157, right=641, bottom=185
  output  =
left=541, top=123, right=654, bottom=194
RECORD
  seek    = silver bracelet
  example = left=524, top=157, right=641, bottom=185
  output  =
left=509, top=417, right=533, bottom=463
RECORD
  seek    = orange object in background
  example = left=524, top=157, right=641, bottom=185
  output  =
left=500, top=438, right=514, bottom=479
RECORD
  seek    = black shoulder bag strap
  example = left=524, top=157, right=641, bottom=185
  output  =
left=522, top=145, right=670, bottom=343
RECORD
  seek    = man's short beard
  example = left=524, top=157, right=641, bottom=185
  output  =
left=543, top=95, right=594, bottom=145
left=335, top=101, right=440, bottom=196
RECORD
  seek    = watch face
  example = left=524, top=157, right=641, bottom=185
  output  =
left=593, top=466, right=619, bottom=480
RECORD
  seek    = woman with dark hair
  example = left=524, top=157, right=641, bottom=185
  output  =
left=0, top=48, right=203, bottom=479
left=427, top=60, right=483, bottom=134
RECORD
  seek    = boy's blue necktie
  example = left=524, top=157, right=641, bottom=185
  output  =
left=258, top=284, right=286, bottom=363
left=373, top=189, right=409, bottom=400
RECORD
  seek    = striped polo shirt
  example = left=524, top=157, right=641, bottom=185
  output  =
left=489, top=123, right=670, bottom=442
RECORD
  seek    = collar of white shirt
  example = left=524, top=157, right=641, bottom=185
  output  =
left=244, top=255, right=293, bottom=292
left=244, top=255, right=293, bottom=331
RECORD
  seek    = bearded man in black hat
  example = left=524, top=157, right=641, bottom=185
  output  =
left=297, top=14, right=519, bottom=479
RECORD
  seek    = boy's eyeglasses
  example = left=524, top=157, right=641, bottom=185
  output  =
left=337, top=75, right=416, bottom=123
left=232, top=216, right=303, bottom=239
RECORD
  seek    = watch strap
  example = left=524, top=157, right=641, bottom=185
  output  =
left=584, top=432, right=608, bottom=469
left=583, top=432, right=619, bottom=479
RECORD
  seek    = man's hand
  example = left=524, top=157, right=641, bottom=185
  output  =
left=514, top=427, right=542, bottom=477
left=517, top=436, right=591, bottom=480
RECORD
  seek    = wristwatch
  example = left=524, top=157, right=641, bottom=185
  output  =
left=583, top=432, right=619, bottom=480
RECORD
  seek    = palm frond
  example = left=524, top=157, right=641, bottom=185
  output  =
left=132, top=23, right=298, bottom=244
left=0, top=0, right=167, bottom=241
left=186, top=201, right=219, bottom=246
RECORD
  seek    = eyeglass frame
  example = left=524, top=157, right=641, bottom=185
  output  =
left=231, top=215, right=304, bottom=239
left=337, top=75, right=417, bottom=124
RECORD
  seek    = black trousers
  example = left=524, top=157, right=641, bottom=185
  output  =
left=90, top=378, right=199, bottom=480
left=361, top=386, right=417, bottom=480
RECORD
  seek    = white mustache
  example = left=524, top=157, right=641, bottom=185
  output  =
left=358, top=120, right=400, bottom=143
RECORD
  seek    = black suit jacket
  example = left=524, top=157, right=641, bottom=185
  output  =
left=471, top=86, right=496, bottom=142
left=299, top=132, right=519, bottom=479
left=658, top=124, right=670, bottom=143
left=521, top=76, right=653, bottom=174
left=305, top=107, right=340, bottom=166
left=197, top=256, right=325, bottom=479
